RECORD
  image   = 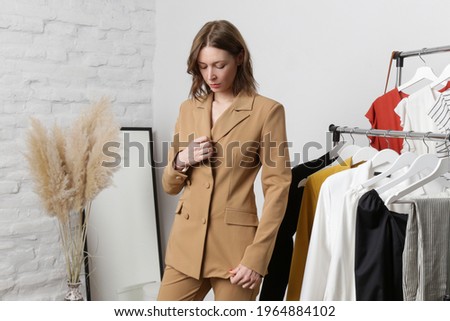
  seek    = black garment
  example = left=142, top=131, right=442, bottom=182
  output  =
left=259, top=153, right=335, bottom=300
left=355, top=189, right=408, bottom=301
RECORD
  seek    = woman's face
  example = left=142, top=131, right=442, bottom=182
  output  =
left=197, top=46, right=241, bottom=97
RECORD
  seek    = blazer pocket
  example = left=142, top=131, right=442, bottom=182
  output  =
left=225, top=208, right=259, bottom=227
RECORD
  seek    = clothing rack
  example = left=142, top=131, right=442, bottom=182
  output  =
left=393, top=45, right=450, bottom=86
left=329, top=124, right=450, bottom=145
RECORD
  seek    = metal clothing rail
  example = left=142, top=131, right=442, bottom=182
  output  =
left=329, top=124, right=450, bottom=145
left=393, top=45, right=450, bottom=86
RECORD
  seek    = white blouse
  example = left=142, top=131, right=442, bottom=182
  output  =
left=394, top=86, right=441, bottom=155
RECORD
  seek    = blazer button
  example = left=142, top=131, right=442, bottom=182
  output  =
left=204, top=182, right=210, bottom=189
left=202, top=218, right=206, bottom=224
left=184, top=213, right=189, bottom=220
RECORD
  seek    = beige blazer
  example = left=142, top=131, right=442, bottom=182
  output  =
left=162, top=93, right=291, bottom=280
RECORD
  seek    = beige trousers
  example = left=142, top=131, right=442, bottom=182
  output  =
left=157, top=265, right=260, bottom=301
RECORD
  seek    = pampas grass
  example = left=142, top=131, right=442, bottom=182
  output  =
left=25, top=98, right=120, bottom=286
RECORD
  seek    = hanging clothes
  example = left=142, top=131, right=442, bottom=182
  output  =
left=365, top=88, right=408, bottom=153
left=403, top=198, right=450, bottom=301
left=355, top=189, right=409, bottom=301
left=286, top=157, right=353, bottom=300
left=394, top=86, right=441, bottom=155
left=301, top=160, right=422, bottom=301
left=300, top=161, right=378, bottom=300
left=427, top=90, right=450, bottom=157
left=260, top=152, right=336, bottom=301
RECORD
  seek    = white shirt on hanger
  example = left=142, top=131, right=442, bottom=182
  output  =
left=394, top=86, right=441, bottom=155
left=301, top=161, right=375, bottom=300
left=301, top=161, right=425, bottom=301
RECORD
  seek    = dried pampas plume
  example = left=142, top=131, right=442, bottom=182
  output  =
left=26, top=98, right=120, bottom=215
left=25, top=119, right=75, bottom=223
left=25, top=98, right=121, bottom=286
left=65, top=98, right=120, bottom=213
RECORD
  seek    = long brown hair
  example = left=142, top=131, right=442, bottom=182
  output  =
left=187, top=20, right=257, bottom=100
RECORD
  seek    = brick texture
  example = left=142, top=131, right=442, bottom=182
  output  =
left=0, top=0, right=155, bottom=300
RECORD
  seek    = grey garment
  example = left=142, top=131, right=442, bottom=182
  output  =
left=403, top=198, right=450, bottom=301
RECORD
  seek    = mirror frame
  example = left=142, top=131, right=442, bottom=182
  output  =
left=84, top=127, right=163, bottom=300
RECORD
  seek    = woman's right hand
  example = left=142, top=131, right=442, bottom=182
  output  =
left=175, top=136, right=214, bottom=170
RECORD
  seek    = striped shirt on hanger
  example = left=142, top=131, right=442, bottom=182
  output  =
left=427, top=90, right=450, bottom=157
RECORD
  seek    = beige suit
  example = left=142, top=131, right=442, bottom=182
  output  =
left=161, top=93, right=291, bottom=285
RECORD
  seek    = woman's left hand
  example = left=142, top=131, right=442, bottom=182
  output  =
left=229, top=264, right=261, bottom=289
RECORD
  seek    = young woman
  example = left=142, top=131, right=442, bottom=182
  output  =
left=158, top=20, right=291, bottom=301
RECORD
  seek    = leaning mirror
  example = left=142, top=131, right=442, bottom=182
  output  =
left=85, top=127, right=162, bottom=300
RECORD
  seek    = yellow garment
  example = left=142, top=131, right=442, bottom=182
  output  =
left=286, top=158, right=352, bottom=301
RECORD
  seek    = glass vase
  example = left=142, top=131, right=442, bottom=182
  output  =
left=64, top=281, right=84, bottom=301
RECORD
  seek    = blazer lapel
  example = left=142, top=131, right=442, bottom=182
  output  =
left=211, top=93, right=255, bottom=143
left=194, top=94, right=213, bottom=139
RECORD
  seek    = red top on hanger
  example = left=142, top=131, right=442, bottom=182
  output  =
left=365, top=88, right=408, bottom=153
left=366, top=82, right=450, bottom=153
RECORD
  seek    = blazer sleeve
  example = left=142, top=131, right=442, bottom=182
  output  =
left=240, top=103, right=292, bottom=276
left=162, top=111, right=189, bottom=195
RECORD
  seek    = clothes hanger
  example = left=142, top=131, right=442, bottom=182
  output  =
left=375, top=133, right=439, bottom=196
left=361, top=132, right=415, bottom=189
left=296, top=140, right=349, bottom=188
left=362, top=151, right=416, bottom=189
left=330, top=128, right=360, bottom=165
left=397, top=49, right=437, bottom=92
left=370, top=132, right=399, bottom=171
left=338, top=144, right=360, bottom=161
left=328, top=140, right=348, bottom=159
left=375, top=153, right=439, bottom=196
left=385, top=156, right=450, bottom=204
left=371, top=148, right=399, bottom=169
left=385, top=131, right=450, bottom=204
left=351, top=129, right=378, bottom=164
left=429, top=63, right=450, bottom=89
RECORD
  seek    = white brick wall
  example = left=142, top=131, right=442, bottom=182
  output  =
left=0, top=0, right=155, bottom=300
